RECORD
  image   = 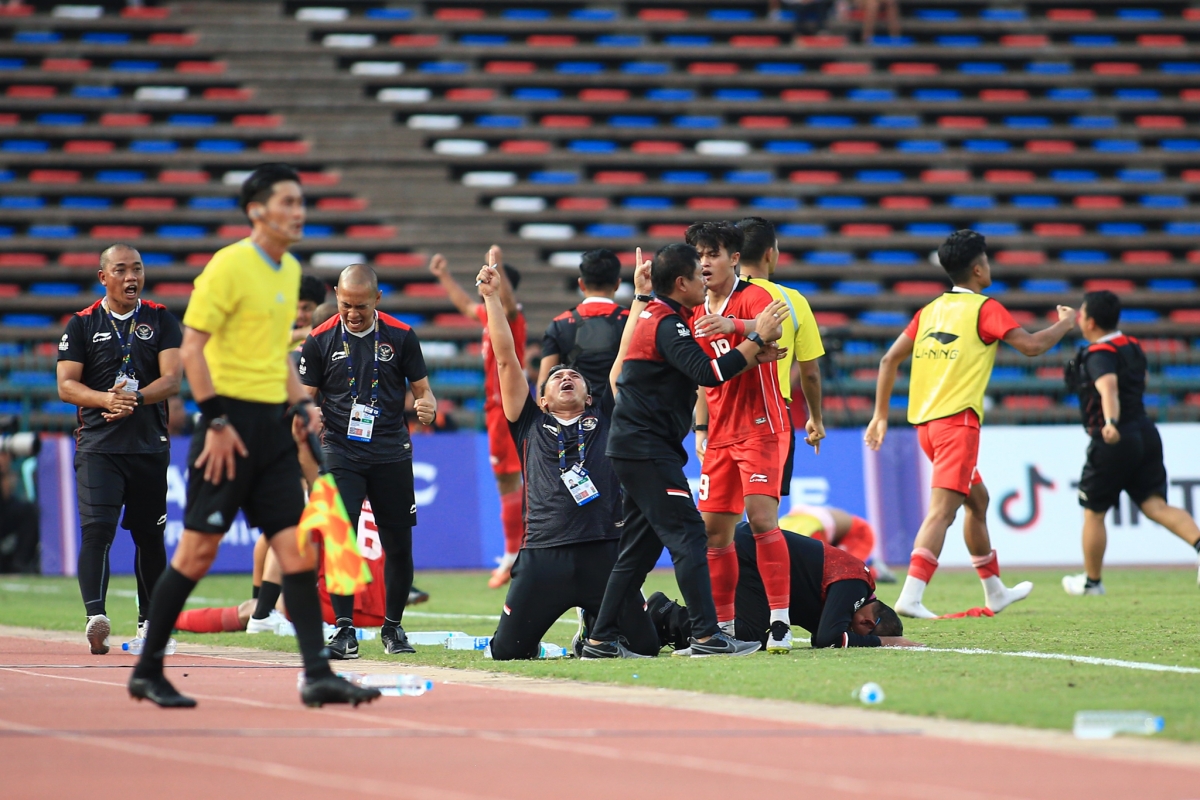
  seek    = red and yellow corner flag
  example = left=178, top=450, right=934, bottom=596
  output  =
left=298, top=473, right=372, bottom=595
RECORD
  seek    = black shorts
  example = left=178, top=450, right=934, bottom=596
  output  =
left=325, top=452, right=417, bottom=530
left=183, top=399, right=305, bottom=538
left=1078, top=417, right=1168, bottom=513
left=780, top=406, right=796, bottom=497
left=74, top=450, right=169, bottom=532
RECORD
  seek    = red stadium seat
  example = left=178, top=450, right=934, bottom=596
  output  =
left=1073, top=195, right=1122, bottom=208
left=1136, top=116, right=1184, bottom=128
left=484, top=62, right=534, bottom=74
left=203, top=87, right=252, bottom=100
left=730, top=35, right=780, bottom=47
left=639, top=9, right=687, bottom=21
left=1047, top=8, right=1094, bottom=20
left=42, top=58, right=90, bottom=71
left=447, top=88, right=496, bottom=100
left=435, top=8, right=483, bottom=20
left=185, top=253, right=215, bottom=266
left=390, top=35, right=439, bottom=47
left=1186, top=393, right=1200, bottom=408
left=1182, top=170, right=1200, bottom=182
left=1002, top=395, right=1052, bottom=410
left=233, top=114, right=282, bottom=127
left=1032, top=223, right=1084, bottom=236
left=1009, top=309, right=1036, bottom=325
left=984, top=170, right=1035, bottom=183
left=1122, top=250, right=1171, bottom=264
left=937, top=116, right=987, bottom=128
left=346, top=225, right=396, bottom=238
left=579, top=89, right=629, bottom=102
left=124, top=197, right=177, bottom=210
left=499, top=140, right=551, bottom=154
left=152, top=283, right=194, bottom=296
left=980, top=89, right=1029, bottom=101
left=91, top=225, right=143, bottom=238
left=831, top=141, right=880, bottom=154
left=177, top=61, right=226, bottom=74
left=158, top=170, right=210, bottom=183
left=60, top=252, right=98, bottom=267
left=687, top=197, right=739, bottom=211
left=1092, top=62, right=1140, bottom=75
left=259, top=140, right=309, bottom=154
left=0, top=253, right=46, bottom=268
left=541, top=115, right=592, bottom=127
left=821, top=62, right=871, bottom=75
left=796, top=35, right=846, bottom=47
left=889, top=63, right=938, bottom=75
left=316, top=197, right=368, bottom=211
left=881, top=196, right=931, bottom=209
left=1169, top=309, right=1200, bottom=323
left=1083, top=279, right=1135, bottom=292
left=528, top=35, right=576, bottom=46
left=812, top=311, right=850, bottom=325
left=217, top=224, right=251, bottom=238
left=375, top=253, right=425, bottom=268
left=921, top=169, right=970, bottom=182
left=402, top=283, right=447, bottom=297
left=557, top=197, right=609, bottom=211
left=0, top=114, right=16, bottom=125
left=739, top=116, right=789, bottom=128
left=1139, top=34, right=1184, bottom=46
left=631, top=141, right=683, bottom=154
left=647, top=224, right=689, bottom=238
left=299, top=171, right=339, bottom=185
left=123, top=5, right=169, bottom=17
left=65, top=140, right=115, bottom=153
left=782, top=89, right=830, bottom=102
left=1181, top=89, right=1200, bottom=101
left=101, top=113, right=150, bottom=126
left=1140, top=338, right=1186, bottom=353
left=841, top=224, right=892, bottom=236
left=893, top=281, right=943, bottom=295
left=1026, top=140, right=1075, bottom=154
left=433, top=312, right=480, bottom=327
left=29, top=169, right=80, bottom=183
left=789, top=170, right=841, bottom=184
left=688, top=63, right=738, bottom=75
left=1000, top=34, right=1048, bottom=47
left=7, top=85, right=55, bottom=98
left=149, top=33, right=197, bottom=46
left=995, top=251, right=1046, bottom=265
left=594, top=171, right=646, bottom=184
left=0, top=284, right=20, bottom=297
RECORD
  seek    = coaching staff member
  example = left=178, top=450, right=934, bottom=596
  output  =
left=300, top=263, right=436, bottom=657
left=537, top=248, right=628, bottom=399
left=478, top=260, right=659, bottom=660
left=1064, top=290, right=1200, bottom=595
left=583, top=244, right=787, bottom=659
left=128, top=164, right=379, bottom=708
left=57, top=243, right=181, bottom=655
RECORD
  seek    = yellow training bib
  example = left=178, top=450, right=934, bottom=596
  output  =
left=907, top=292, right=998, bottom=425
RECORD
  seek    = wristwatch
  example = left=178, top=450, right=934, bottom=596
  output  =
left=134, top=391, right=145, bottom=406
left=1105, top=417, right=1119, bottom=426
left=634, top=293, right=653, bottom=303
left=208, top=416, right=230, bottom=432
left=745, top=331, right=766, bottom=348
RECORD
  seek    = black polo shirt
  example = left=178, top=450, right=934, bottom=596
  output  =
left=299, top=312, right=427, bottom=464
left=57, top=298, right=182, bottom=454
left=508, top=390, right=621, bottom=549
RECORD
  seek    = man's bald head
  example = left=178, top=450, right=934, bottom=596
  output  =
left=99, top=243, right=141, bottom=271
left=338, top=263, right=378, bottom=293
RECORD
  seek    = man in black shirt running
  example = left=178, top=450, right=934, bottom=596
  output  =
left=649, top=529, right=920, bottom=651
left=56, top=243, right=182, bottom=655
left=477, top=260, right=658, bottom=660
left=1064, top=290, right=1200, bottom=595
left=300, top=263, right=436, bottom=656
left=584, top=244, right=787, bottom=658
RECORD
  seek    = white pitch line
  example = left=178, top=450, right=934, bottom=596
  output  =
left=902, top=647, right=1200, bottom=675
left=404, top=611, right=577, bottom=626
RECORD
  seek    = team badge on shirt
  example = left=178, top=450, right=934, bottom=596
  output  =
left=378, top=343, right=395, bottom=362
left=675, top=321, right=690, bottom=337
left=134, top=323, right=154, bottom=341
left=581, top=417, right=597, bottom=431
left=58, top=334, right=69, bottom=351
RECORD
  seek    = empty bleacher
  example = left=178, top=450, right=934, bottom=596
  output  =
left=1, top=0, right=1198, bottom=428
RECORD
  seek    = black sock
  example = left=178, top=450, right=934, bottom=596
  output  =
left=382, top=526, right=413, bottom=624
left=330, top=593, right=355, bottom=625
left=1085, top=577, right=1102, bottom=588
left=251, top=580, right=281, bottom=620
left=252, top=584, right=260, bottom=600
left=77, top=523, right=114, bottom=618
left=281, top=571, right=333, bottom=680
left=133, top=567, right=196, bottom=679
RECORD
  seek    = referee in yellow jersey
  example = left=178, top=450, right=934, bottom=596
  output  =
left=128, top=164, right=379, bottom=708
left=734, top=217, right=826, bottom=469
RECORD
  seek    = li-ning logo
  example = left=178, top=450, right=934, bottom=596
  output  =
left=914, top=330, right=960, bottom=360
left=922, top=331, right=959, bottom=345
left=749, top=473, right=769, bottom=483
left=92, top=331, right=112, bottom=343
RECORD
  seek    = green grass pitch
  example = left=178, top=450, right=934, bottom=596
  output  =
left=2, top=566, right=1197, bottom=740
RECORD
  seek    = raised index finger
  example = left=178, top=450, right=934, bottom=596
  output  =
left=635, top=246, right=642, bottom=266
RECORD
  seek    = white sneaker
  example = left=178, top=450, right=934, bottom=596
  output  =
left=246, top=609, right=284, bottom=634
left=894, top=599, right=938, bottom=619
left=765, top=621, right=793, bottom=653
left=1062, top=574, right=1105, bottom=596
left=85, top=614, right=110, bottom=655
left=987, top=580, right=1034, bottom=612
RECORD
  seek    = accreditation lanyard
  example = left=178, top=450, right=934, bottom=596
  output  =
left=557, top=420, right=587, bottom=473
left=341, top=315, right=380, bottom=407
left=105, top=300, right=139, bottom=378
left=558, top=418, right=599, bottom=506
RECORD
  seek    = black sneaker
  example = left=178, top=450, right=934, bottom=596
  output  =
left=299, top=673, right=381, bottom=708
left=381, top=624, right=415, bottom=654
left=326, top=622, right=359, bottom=660
left=128, top=674, right=197, bottom=708
left=689, top=631, right=761, bottom=658
left=407, top=586, right=430, bottom=606
left=580, top=639, right=653, bottom=659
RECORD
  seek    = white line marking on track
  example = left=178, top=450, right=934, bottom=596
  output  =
left=906, top=647, right=1200, bottom=674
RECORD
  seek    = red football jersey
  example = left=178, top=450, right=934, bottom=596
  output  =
left=692, top=279, right=788, bottom=447
left=476, top=304, right=527, bottom=412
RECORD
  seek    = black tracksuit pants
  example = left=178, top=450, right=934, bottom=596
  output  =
left=592, top=457, right=719, bottom=643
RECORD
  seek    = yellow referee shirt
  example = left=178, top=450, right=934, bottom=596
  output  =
left=746, top=277, right=825, bottom=402
left=183, top=238, right=300, bottom=404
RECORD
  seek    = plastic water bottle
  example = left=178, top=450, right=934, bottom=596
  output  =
left=407, top=631, right=467, bottom=646
left=338, top=672, right=432, bottom=697
left=122, top=638, right=176, bottom=656
left=854, top=682, right=885, bottom=705
left=538, top=642, right=570, bottom=659
left=1073, top=711, right=1164, bottom=740
left=446, top=634, right=491, bottom=651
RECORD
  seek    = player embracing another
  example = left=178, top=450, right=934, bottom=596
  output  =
left=686, top=222, right=795, bottom=652
left=866, top=230, right=1075, bottom=618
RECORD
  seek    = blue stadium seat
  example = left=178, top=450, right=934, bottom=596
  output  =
left=568, top=140, right=616, bottom=153
left=1115, top=88, right=1160, bottom=101
left=664, top=35, right=712, bottom=46
left=857, top=170, right=904, bottom=183
left=1022, top=279, right=1069, bottom=293
left=158, top=225, right=207, bottom=238
left=0, top=227, right=13, bottom=238
left=975, top=222, right=1020, bottom=236
left=647, top=88, right=694, bottom=101
left=862, top=311, right=909, bottom=326
left=586, top=223, right=635, bottom=237
left=1161, top=62, right=1200, bottom=74
left=1118, top=9, right=1161, bottom=20
left=913, top=88, right=961, bottom=101
left=849, top=89, right=895, bottom=102
left=780, top=281, right=819, bottom=294
left=1051, top=170, right=1097, bottom=182
left=673, top=116, right=721, bottom=128
left=817, top=197, right=864, bottom=209
left=502, top=9, right=549, bottom=21
left=460, top=34, right=508, bottom=45
left=982, top=9, right=1025, bottom=21
left=779, top=223, right=827, bottom=237
left=1071, top=115, right=1116, bottom=128
left=807, top=116, right=855, bottom=127
left=726, top=170, right=773, bottom=183
left=764, top=141, right=812, bottom=154
left=570, top=9, right=616, bottom=21
left=662, top=171, right=708, bottom=183
left=14, top=32, right=62, bottom=44
left=512, top=88, right=560, bottom=100
left=168, top=114, right=216, bottom=126
left=1072, top=35, right=1116, bottom=47
left=73, top=86, right=120, bottom=99
left=597, top=35, right=644, bottom=46
left=1097, top=222, right=1145, bottom=236
left=757, top=63, right=804, bottom=75
left=1166, top=222, right=1200, bottom=235
left=419, top=62, right=468, bottom=74
left=990, top=367, right=1025, bottom=381
left=1093, top=140, right=1139, bottom=153
left=959, top=62, right=1004, bottom=75
left=908, top=223, right=954, bottom=236
left=715, top=89, right=762, bottom=101
left=843, top=341, right=879, bottom=354
left=1012, top=196, right=1059, bottom=208
left=476, top=115, right=524, bottom=127
left=984, top=281, right=1008, bottom=294
left=1048, top=88, right=1093, bottom=101
left=0, top=197, right=43, bottom=209
left=1121, top=309, right=1160, bottom=323
left=1005, top=116, right=1051, bottom=128
left=96, top=170, right=144, bottom=182
left=1027, top=62, right=1070, bottom=74
left=129, top=140, right=178, bottom=153
left=529, top=171, right=577, bottom=184
left=1061, top=250, right=1109, bottom=263
left=303, top=225, right=333, bottom=236
left=964, top=140, right=1010, bottom=153
left=622, top=62, right=669, bottom=75
left=366, top=8, right=414, bottom=20
left=1139, top=195, right=1186, bottom=208
left=751, top=197, right=800, bottom=210
left=141, top=252, right=172, bottom=266
left=4, top=314, right=53, bottom=327
left=1161, top=139, right=1200, bottom=153
left=557, top=62, right=604, bottom=75
left=622, top=197, right=672, bottom=210
left=936, top=35, right=981, bottom=47
left=1149, top=279, right=1195, bottom=291
left=196, top=140, right=244, bottom=153
left=869, top=251, right=917, bottom=265
left=709, top=9, right=754, bottom=21
left=29, top=283, right=78, bottom=296
left=111, top=60, right=159, bottom=71
left=37, top=113, right=85, bottom=125
left=1, top=140, right=48, bottom=153
left=804, top=251, right=852, bottom=265
left=61, top=197, right=110, bottom=209
left=898, top=140, right=943, bottom=153
left=834, top=281, right=881, bottom=295
left=1117, top=169, right=1163, bottom=182
left=610, top=115, right=657, bottom=127
left=949, top=195, right=995, bottom=209
left=81, top=32, right=131, bottom=44
left=917, top=9, right=958, bottom=21
left=0, top=171, right=12, bottom=183
left=872, top=115, right=919, bottom=128
left=29, top=224, right=76, bottom=237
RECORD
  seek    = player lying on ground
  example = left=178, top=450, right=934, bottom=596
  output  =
left=866, top=229, right=1076, bottom=619
left=477, top=259, right=659, bottom=660
left=777, top=504, right=895, bottom=582
left=1063, top=290, right=1200, bottom=595
left=649, top=528, right=920, bottom=651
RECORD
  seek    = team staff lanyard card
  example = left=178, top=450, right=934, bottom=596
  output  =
left=558, top=421, right=599, bottom=505
left=342, top=314, right=380, bottom=443
left=105, top=300, right=140, bottom=392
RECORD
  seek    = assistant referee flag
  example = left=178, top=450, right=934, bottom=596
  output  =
left=298, top=473, right=372, bottom=595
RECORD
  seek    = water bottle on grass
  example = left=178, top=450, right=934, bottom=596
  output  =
left=1073, top=711, right=1164, bottom=739
left=446, top=635, right=491, bottom=651
left=407, top=631, right=467, bottom=646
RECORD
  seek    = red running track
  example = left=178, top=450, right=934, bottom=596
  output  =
left=0, top=635, right=1196, bottom=800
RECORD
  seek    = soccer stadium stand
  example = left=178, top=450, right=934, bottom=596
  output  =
left=1, top=0, right=1198, bottom=429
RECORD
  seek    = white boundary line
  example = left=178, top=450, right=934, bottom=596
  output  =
left=907, top=647, right=1200, bottom=675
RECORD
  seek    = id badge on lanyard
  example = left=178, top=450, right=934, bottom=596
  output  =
left=342, top=316, right=381, bottom=443
left=347, top=403, right=379, bottom=442
left=107, top=302, right=139, bottom=392
left=558, top=419, right=599, bottom=506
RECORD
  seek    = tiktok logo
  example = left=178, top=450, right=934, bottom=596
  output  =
left=999, top=466, right=1056, bottom=530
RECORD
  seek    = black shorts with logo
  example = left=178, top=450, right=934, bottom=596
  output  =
left=183, top=398, right=305, bottom=538
left=1077, top=417, right=1168, bottom=513
left=74, top=450, right=170, bottom=532
left=780, top=405, right=795, bottom=497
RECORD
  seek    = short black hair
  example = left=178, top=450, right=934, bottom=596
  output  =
left=650, top=243, right=700, bottom=296
left=873, top=601, right=903, bottom=637
left=502, top=264, right=521, bottom=291
left=539, top=363, right=590, bottom=398
left=239, top=163, right=301, bottom=214
left=684, top=221, right=744, bottom=258
left=299, top=275, right=327, bottom=305
left=1083, top=290, right=1121, bottom=331
left=579, top=249, right=621, bottom=289
left=99, top=243, right=141, bottom=270
left=937, top=229, right=988, bottom=283
left=735, top=217, right=776, bottom=265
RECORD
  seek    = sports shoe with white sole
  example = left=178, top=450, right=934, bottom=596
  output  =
left=689, top=631, right=761, bottom=658
left=986, top=580, right=1034, bottom=613
left=246, top=609, right=285, bottom=634
left=765, top=620, right=793, bottom=653
left=894, top=599, right=938, bottom=619
left=85, top=614, right=110, bottom=655
left=579, top=639, right=653, bottom=659
left=381, top=624, right=415, bottom=654
left=1062, top=573, right=1105, bottom=596
left=326, top=623, right=359, bottom=660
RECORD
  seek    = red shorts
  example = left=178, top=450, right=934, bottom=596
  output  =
left=917, top=409, right=983, bottom=495
left=485, top=404, right=521, bottom=475
left=698, top=431, right=789, bottom=514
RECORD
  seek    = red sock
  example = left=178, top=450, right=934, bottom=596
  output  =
left=500, top=490, right=523, bottom=554
left=175, top=606, right=242, bottom=633
left=753, top=528, right=791, bottom=612
left=908, top=548, right=939, bottom=583
left=839, top=517, right=875, bottom=563
left=707, top=543, right=739, bottom=623
left=972, top=550, right=1000, bottom=579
